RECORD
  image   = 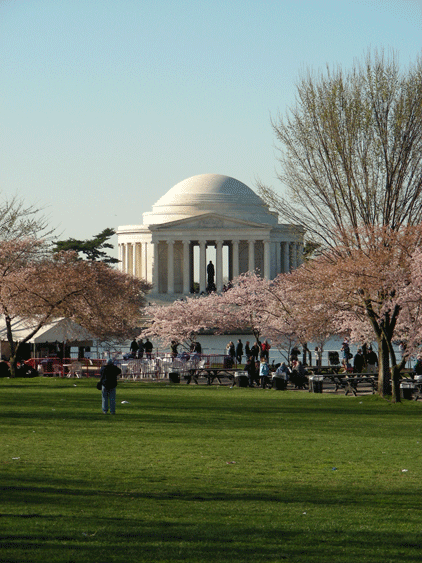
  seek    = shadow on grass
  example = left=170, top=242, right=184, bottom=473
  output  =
left=3, top=472, right=422, bottom=510
left=2, top=477, right=422, bottom=563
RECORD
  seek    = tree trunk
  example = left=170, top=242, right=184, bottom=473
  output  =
left=302, top=343, right=308, bottom=366
left=377, top=337, right=391, bottom=397
left=9, top=354, right=18, bottom=379
left=391, top=365, right=402, bottom=403
left=5, top=315, right=17, bottom=378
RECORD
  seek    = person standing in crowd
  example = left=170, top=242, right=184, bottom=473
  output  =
left=314, top=346, right=322, bottom=368
left=290, top=359, right=307, bottom=389
left=259, top=357, right=270, bottom=389
left=353, top=349, right=365, bottom=373
left=245, top=341, right=251, bottom=359
left=129, top=338, right=139, bottom=358
left=341, top=338, right=351, bottom=364
left=226, top=341, right=235, bottom=358
left=244, top=355, right=258, bottom=387
left=290, top=346, right=300, bottom=363
left=366, top=347, right=378, bottom=373
left=144, top=338, right=153, bottom=359
left=236, top=339, right=243, bottom=364
left=260, top=339, right=271, bottom=361
left=100, top=359, right=121, bottom=415
left=251, top=341, right=260, bottom=361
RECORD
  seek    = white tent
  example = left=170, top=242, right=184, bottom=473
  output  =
left=0, top=317, right=94, bottom=347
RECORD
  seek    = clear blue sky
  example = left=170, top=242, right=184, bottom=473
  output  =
left=1, top=0, right=421, bottom=256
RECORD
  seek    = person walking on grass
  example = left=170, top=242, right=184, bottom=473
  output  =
left=100, top=359, right=121, bottom=415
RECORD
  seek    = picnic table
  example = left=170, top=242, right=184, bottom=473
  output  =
left=313, top=372, right=378, bottom=395
left=184, top=367, right=238, bottom=385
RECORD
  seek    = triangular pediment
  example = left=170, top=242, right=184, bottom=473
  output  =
left=149, top=212, right=270, bottom=231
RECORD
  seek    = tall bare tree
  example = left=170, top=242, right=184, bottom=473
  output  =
left=0, top=194, right=52, bottom=242
left=259, top=50, right=422, bottom=249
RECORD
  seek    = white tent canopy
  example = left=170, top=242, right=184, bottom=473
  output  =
left=0, top=317, right=94, bottom=345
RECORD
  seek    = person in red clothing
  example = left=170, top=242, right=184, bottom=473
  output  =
left=260, top=339, right=271, bottom=361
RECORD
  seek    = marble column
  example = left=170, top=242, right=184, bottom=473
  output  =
left=152, top=241, right=159, bottom=291
left=132, top=243, right=137, bottom=277
left=118, top=244, right=124, bottom=272
left=199, top=240, right=206, bottom=293
left=216, top=240, right=223, bottom=292
left=167, top=240, right=174, bottom=294
left=248, top=239, right=255, bottom=272
left=297, top=243, right=303, bottom=267
left=263, top=240, right=271, bottom=279
left=272, top=241, right=279, bottom=277
left=283, top=242, right=290, bottom=273
left=290, top=243, right=297, bottom=270
left=182, top=240, right=190, bottom=294
left=141, top=242, right=148, bottom=281
left=125, top=243, right=130, bottom=274
left=232, top=240, right=239, bottom=279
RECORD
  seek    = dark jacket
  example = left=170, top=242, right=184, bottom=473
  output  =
left=144, top=340, right=153, bottom=354
left=244, top=359, right=256, bottom=377
left=353, top=353, right=364, bottom=373
left=100, top=363, right=121, bottom=390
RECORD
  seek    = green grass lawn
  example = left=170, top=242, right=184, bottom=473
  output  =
left=1, top=378, right=422, bottom=563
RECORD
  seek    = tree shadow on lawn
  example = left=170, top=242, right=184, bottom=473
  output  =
left=2, top=399, right=421, bottom=434
left=2, top=477, right=422, bottom=562
left=3, top=472, right=422, bottom=512
left=2, top=527, right=421, bottom=563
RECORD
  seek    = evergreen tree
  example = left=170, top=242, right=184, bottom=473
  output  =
left=53, top=228, right=119, bottom=264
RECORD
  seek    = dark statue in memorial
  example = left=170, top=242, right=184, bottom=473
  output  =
left=207, top=260, right=216, bottom=292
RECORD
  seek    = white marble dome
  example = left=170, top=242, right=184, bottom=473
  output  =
left=142, top=173, right=278, bottom=226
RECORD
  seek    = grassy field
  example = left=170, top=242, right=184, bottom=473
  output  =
left=1, top=378, right=422, bottom=563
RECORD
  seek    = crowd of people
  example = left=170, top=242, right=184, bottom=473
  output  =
left=223, top=337, right=306, bottom=389
left=222, top=337, right=385, bottom=390
left=128, top=338, right=154, bottom=360
left=340, top=339, right=379, bottom=373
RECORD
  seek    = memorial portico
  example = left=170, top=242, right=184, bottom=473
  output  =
left=117, top=174, right=304, bottom=297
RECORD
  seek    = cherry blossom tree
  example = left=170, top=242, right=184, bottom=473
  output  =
left=141, top=273, right=274, bottom=351
left=215, top=273, right=273, bottom=341
left=0, top=242, right=151, bottom=376
left=262, top=273, right=336, bottom=365
left=140, top=294, right=217, bottom=349
left=276, top=225, right=422, bottom=400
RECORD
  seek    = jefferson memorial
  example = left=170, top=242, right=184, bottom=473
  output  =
left=116, top=174, right=304, bottom=296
